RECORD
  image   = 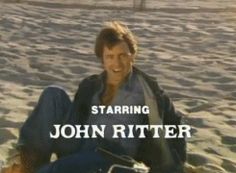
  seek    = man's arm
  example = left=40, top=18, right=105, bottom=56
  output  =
left=161, top=92, right=187, bottom=164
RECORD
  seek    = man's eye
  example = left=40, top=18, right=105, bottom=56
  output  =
left=119, top=55, right=126, bottom=59
left=105, top=55, right=113, bottom=59
left=119, top=53, right=129, bottom=59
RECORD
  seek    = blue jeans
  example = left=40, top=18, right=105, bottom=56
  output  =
left=18, top=86, right=109, bottom=173
left=37, top=151, right=109, bottom=173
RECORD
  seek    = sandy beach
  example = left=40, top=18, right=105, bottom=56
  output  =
left=0, top=0, right=236, bottom=172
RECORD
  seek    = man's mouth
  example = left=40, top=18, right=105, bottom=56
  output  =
left=112, top=69, right=122, bottom=73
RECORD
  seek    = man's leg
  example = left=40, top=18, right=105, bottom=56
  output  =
left=36, top=151, right=110, bottom=173
left=18, top=86, right=73, bottom=173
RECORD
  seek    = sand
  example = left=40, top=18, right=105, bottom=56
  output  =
left=0, top=0, right=236, bottom=173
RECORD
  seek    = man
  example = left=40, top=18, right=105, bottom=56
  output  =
left=11, top=21, right=186, bottom=173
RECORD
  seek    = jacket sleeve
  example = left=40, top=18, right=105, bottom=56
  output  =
left=161, top=92, right=187, bottom=164
left=69, top=75, right=100, bottom=124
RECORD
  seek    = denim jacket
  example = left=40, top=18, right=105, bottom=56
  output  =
left=70, top=66, right=186, bottom=173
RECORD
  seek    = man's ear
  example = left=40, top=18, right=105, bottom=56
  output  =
left=131, top=54, right=136, bottom=63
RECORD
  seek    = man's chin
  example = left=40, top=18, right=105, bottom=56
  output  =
left=108, top=77, right=124, bottom=85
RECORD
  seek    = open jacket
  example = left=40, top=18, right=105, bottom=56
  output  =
left=69, top=66, right=186, bottom=173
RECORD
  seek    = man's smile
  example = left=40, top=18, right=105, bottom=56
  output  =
left=112, top=69, right=122, bottom=73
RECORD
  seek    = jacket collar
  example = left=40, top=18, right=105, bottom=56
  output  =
left=97, top=66, right=163, bottom=95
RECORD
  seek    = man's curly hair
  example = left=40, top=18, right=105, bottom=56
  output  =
left=95, top=21, right=138, bottom=59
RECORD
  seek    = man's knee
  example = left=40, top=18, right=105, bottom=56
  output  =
left=42, top=86, right=66, bottom=97
left=40, top=86, right=70, bottom=103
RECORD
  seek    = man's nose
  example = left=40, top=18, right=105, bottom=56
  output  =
left=113, top=56, right=122, bottom=67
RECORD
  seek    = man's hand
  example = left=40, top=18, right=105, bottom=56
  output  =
left=1, top=163, right=24, bottom=173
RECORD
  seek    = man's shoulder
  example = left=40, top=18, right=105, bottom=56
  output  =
left=80, top=73, right=103, bottom=86
left=133, top=66, right=163, bottom=94
left=74, top=73, right=103, bottom=102
left=133, top=66, right=161, bottom=86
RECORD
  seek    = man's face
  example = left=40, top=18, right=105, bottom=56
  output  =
left=103, top=41, right=135, bottom=85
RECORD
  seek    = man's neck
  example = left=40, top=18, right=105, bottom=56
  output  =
left=101, top=84, right=119, bottom=105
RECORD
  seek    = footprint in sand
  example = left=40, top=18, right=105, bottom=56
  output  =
left=217, top=76, right=235, bottom=83
left=221, top=158, right=236, bottom=173
left=187, top=152, right=210, bottom=166
left=0, top=117, right=22, bottom=128
left=0, top=51, right=20, bottom=60
left=69, top=66, right=89, bottom=75
left=229, top=146, right=236, bottom=153
left=184, top=117, right=210, bottom=128
left=22, top=88, right=34, bottom=96
left=186, top=103, right=215, bottom=113
left=225, top=66, right=236, bottom=72
left=0, top=129, right=16, bottom=145
left=225, top=119, right=236, bottom=126
left=0, top=107, right=10, bottom=115
left=33, top=72, right=66, bottom=82
left=221, top=136, right=236, bottom=145
left=214, top=83, right=236, bottom=92
left=0, top=58, right=7, bottom=68
left=168, top=64, right=193, bottom=72
left=229, top=91, right=236, bottom=99
left=27, top=101, right=37, bottom=107
left=204, top=147, right=222, bottom=156
left=175, top=78, right=196, bottom=87
left=29, top=60, right=50, bottom=72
